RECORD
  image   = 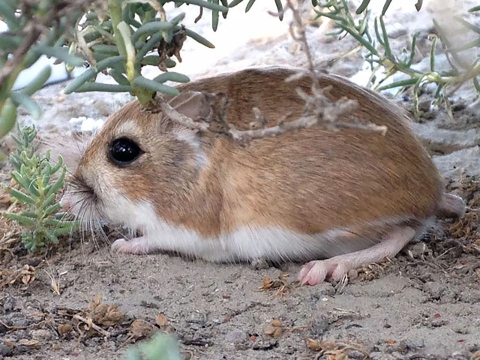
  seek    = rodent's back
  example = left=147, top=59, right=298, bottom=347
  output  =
left=177, top=67, right=444, bottom=234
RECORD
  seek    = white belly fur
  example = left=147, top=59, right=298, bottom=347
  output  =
left=108, top=198, right=431, bottom=263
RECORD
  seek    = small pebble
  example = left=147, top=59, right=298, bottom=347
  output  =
left=225, top=329, right=247, bottom=344
left=31, top=329, right=52, bottom=341
left=0, top=344, right=12, bottom=356
left=3, top=296, right=17, bottom=312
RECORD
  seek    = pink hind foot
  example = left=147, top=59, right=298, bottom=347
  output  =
left=299, top=226, right=416, bottom=286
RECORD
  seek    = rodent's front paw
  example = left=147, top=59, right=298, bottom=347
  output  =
left=111, top=236, right=156, bottom=255
left=111, top=238, right=129, bottom=253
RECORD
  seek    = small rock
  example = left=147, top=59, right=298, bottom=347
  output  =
left=249, top=258, right=270, bottom=270
left=348, top=349, right=368, bottom=359
left=307, top=315, right=329, bottom=337
left=0, top=343, right=12, bottom=356
left=2, top=296, right=17, bottom=313
left=458, top=289, right=480, bottom=304
left=31, top=329, right=52, bottom=341
left=450, top=351, right=470, bottom=360
left=422, top=281, right=446, bottom=299
left=225, top=329, right=247, bottom=344
left=7, top=314, right=31, bottom=328
left=370, top=353, right=396, bottom=360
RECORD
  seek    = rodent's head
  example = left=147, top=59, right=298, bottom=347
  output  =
left=61, top=91, right=213, bottom=231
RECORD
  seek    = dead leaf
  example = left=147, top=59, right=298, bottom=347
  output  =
left=270, top=319, right=282, bottom=327
left=264, top=319, right=283, bottom=338
left=155, top=313, right=169, bottom=327
left=306, top=338, right=322, bottom=351
left=21, top=265, right=36, bottom=285
left=86, top=294, right=124, bottom=327
left=129, top=319, right=156, bottom=339
left=58, top=324, right=73, bottom=335
left=18, top=339, right=39, bottom=347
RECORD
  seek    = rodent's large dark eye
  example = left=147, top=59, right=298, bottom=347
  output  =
left=108, top=137, right=144, bottom=166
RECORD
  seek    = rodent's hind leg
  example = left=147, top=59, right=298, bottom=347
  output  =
left=111, top=237, right=154, bottom=255
left=298, top=226, right=416, bottom=286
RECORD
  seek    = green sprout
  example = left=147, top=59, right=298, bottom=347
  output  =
left=125, top=333, right=181, bottom=360
left=2, top=125, right=78, bottom=253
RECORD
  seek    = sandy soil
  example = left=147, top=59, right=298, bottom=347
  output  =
left=1, top=1, right=480, bottom=360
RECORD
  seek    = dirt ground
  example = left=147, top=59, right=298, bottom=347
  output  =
left=1, top=1, right=480, bottom=360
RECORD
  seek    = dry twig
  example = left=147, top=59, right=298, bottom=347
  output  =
left=156, top=0, right=387, bottom=145
left=72, top=314, right=111, bottom=338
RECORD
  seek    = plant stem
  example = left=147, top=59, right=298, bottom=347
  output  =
left=108, top=0, right=127, bottom=58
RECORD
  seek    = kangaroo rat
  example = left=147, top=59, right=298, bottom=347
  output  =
left=61, top=66, right=465, bottom=285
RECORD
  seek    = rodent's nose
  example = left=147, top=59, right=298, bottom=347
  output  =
left=59, top=195, right=72, bottom=212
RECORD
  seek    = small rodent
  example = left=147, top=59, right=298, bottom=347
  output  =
left=60, top=66, right=466, bottom=285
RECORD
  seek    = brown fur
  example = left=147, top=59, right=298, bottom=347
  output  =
left=76, top=66, right=449, bottom=241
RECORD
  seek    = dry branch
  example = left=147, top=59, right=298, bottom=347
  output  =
left=156, top=0, right=387, bottom=145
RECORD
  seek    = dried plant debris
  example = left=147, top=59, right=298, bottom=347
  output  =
left=442, top=176, right=479, bottom=253
left=306, top=338, right=369, bottom=359
left=349, top=260, right=392, bottom=282
left=263, top=319, right=283, bottom=339
left=0, top=264, right=36, bottom=288
left=258, top=273, right=298, bottom=296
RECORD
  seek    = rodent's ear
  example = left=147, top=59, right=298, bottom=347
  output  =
left=168, top=91, right=213, bottom=123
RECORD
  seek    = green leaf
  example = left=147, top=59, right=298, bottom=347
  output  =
left=8, top=188, right=36, bottom=205
left=53, top=226, right=76, bottom=236
left=64, top=56, right=125, bottom=94
left=131, top=21, right=175, bottom=44
left=11, top=171, right=30, bottom=190
left=229, top=0, right=243, bottom=6
left=469, top=5, right=480, bottom=12
left=21, top=66, right=52, bottom=96
left=20, top=211, right=39, bottom=219
left=74, top=83, right=133, bottom=93
left=245, top=0, right=255, bottom=12
left=3, top=212, right=37, bottom=226
left=45, top=169, right=66, bottom=199
left=153, top=72, right=190, bottom=84
left=0, top=1, right=20, bottom=30
left=170, top=12, right=186, bottom=26
left=92, top=44, right=121, bottom=55
left=212, top=0, right=220, bottom=31
left=136, top=33, right=163, bottom=61
left=274, top=0, right=283, bottom=20
left=376, top=78, right=418, bottom=91
left=132, top=76, right=179, bottom=96
left=0, top=99, right=18, bottom=138
left=181, top=0, right=228, bottom=12
left=429, top=35, right=437, bottom=72
left=50, top=156, right=64, bottom=174
left=44, top=216, right=73, bottom=229
left=0, top=34, right=22, bottom=49
left=381, top=0, right=393, bottom=15
left=43, top=193, right=56, bottom=208
left=63, top=68, right=97, bottom=94
left=356, top=0, right=370, bottom=14
left=109, top=69, right=131, bottom=86
left=44, top=202, right=62, bottom=216
left=39, top=226, right=59, bottom=244
left=9, top=92, right=42, bottom=119
left=454, top=15, right=480, bottom=34
left=184, top=28, right=215, bottom=48
left=33, top=45, right=85, bottom=67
